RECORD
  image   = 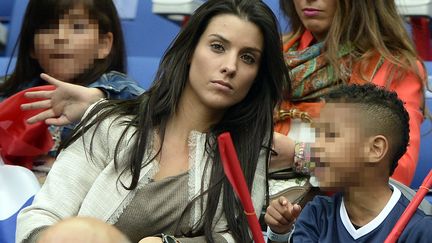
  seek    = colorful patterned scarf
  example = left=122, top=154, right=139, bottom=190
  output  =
left=285, top=32, right=354, bottom=101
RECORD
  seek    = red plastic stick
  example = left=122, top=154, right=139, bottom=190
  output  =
left=385, top=169, right=432, bottom=243
left=218, top=132, right=265, bottom=243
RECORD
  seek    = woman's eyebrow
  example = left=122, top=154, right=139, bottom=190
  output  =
left=208, top=33, right=262, bottom=54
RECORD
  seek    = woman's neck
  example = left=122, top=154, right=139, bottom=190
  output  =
left=168, top=90, right=224, bottom=135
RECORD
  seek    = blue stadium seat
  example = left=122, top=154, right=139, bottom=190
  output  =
left=0, top=0, right=14, bottom=22
left=127, top=56, right=160, bottom=89
left=0, top=164, right=40, bottom=243
left=263, top=0, right=289, bottom=32
left=410, top=97, right=432, bottom=189
left=410, top=62, right=432, bottom=190
left=4, top=0, right=28, bottom=57
left=122, top=0, right=180, bottom=57
left=0, top=56, right=15, bottom=77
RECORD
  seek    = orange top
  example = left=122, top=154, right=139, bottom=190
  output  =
left=277, top=31, right=425, bottom=186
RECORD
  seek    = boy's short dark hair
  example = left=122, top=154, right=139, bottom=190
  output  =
left=324, top=84, right=410, bottom=175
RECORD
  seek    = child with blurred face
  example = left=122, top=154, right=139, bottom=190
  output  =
left=0, top=0, right=143, bottom=176
left=265, top=84, right=432, bottom=242
left=272, top=0, right=426, bottom=188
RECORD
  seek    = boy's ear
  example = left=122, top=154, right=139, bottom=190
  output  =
left=366, top=135, right=388, bottom=163
left=98, top=32, right=113, bottom=59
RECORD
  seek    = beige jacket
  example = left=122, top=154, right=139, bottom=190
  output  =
left=16, top=114, right=267, bottom=243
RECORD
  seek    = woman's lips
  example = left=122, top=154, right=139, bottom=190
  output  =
left=211, top=80, right=233, bottom=91
left=303, top=8, right=320, bottom=17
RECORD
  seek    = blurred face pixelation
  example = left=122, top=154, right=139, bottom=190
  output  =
left=293, top=0, right=337, bottom=41
left=186, top=14, right=263, bottom=111
left=312, top=103, right=370, bottom=189
left=31, top=6, right=111, bottom=82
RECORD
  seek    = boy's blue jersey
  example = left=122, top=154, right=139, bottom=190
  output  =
left=293, top=185, right=432, bottom=243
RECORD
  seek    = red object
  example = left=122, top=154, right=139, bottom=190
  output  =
left=411, top=17, right=432, bottom=61
left=217, top=132, right=265, bottom=243
left=0, top=85, right=55, bottom=169
left=181, top=15, right=190, bottom=27
left=385, top=169, right=432, bottom=243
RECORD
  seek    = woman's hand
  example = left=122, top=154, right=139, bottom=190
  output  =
left=270, top=132, right=295, bottom=170
left=138, top=237, right=163, bottom=243
left=21, top=73, right=105, bottom=126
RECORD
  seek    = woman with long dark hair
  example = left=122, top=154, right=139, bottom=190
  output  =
left=17, top=0, right=289, bottom=242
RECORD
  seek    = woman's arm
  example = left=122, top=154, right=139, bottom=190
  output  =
left=16, top=110, right=116, bottom=243
left=270, top=132, right=295, bottom=170
left=373, top=61, right=425, bottom=185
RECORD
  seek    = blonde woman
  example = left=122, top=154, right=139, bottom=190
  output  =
left=272, top=0, right=426, bottom=186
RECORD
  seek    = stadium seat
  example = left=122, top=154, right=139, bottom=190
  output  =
left=127, top=56, right=160, bottom=89
left=3, top=0, right=28, bottom=57
left=0, top=0, right=14, bottom=22
left=410, top=97, right=432, bottom=189
left=121, top=0, right=180, bottom=57
left=0, top=164, right=40, bottom=243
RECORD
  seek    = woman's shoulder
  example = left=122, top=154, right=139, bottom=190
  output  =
left=81, top=100, right=137, bottom=141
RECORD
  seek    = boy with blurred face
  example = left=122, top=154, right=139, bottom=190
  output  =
left=265, top=84, right=432, bottom=242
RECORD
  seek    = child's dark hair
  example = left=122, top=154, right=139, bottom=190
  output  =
left=0, top=0, right=126, bottom=97
left=324, top=84, right=410, bottom=175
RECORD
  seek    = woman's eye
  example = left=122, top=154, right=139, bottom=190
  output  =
left=210, top=43, right=224, bottom=52
left=241, top=54, right=256, bottom=64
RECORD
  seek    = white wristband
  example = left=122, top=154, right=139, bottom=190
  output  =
left=266, top=225, right=294, bottom=242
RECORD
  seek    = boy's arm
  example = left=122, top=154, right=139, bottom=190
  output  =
left=401, top=216, right=432, bottom=242
left=265, top=196, right=301, bottom=242
left=291, top=198, right=322, bottom=242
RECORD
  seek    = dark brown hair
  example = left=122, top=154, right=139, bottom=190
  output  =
left=0, top=0, right=126, bottom=97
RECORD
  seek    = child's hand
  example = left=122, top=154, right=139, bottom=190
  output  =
left=264, top=196, right=302, bottom=234
left=21, top=73, right=105, bottom=125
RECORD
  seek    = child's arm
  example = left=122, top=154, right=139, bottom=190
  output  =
left=264, top=196, right=301, bottom=242
left=21, top=73, right=107, bottom=125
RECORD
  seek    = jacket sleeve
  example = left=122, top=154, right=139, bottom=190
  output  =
left=88, top=71, right=145, bottom=100
left=16, top=112, right=119, bottom=242
left=372, top=61, right=425, bottom=186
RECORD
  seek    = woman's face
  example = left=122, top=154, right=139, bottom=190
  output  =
left=32, top=6, right=113, bottom=82
left=293, top=0, right=337, bottom=41
left=185, top=14, right=263, bottom=113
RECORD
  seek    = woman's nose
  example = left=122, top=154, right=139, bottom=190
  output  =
left=220, top=54, right=237, bottom=77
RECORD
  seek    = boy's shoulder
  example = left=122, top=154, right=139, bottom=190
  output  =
left=398, top=194, right=432, bottom=241
left=297, top=192, right=342, bottom=222
left=294, top=189, right=432, bottom=242
left=304, top=192, right=342, bottom=210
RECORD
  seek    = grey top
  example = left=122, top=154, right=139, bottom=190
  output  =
left=115, top=171, right=190, bottom=242
left=115, top=171, right=228, bottom=243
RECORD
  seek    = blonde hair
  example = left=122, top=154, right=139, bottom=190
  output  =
left=280, top=0, right=426, bottom=86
